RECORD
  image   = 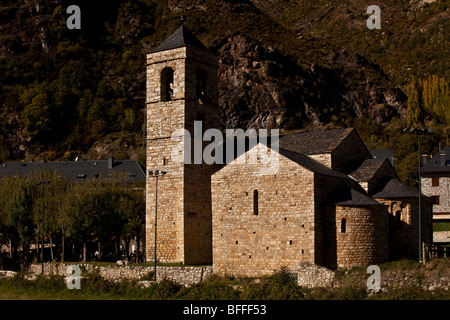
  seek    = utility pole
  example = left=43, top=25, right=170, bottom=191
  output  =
left=403, top=127, right=433, bottom=263
left=38, top=180, right=50, bottom=275
left=148, top=170, right=167, bottom=281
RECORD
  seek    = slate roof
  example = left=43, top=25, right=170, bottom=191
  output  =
left=0, top=158, right=146, bottom=183
left=372, top=178, right=423, bottom=199
left=153, top=25, right=207, bottom=53
left=349, top=158, right=389, bottom=182
left=331, top=186, right=385, bottom=206
left=421, top=146, right=450, bottom=173
left=279, top=128, right=354, bottom=155
left=370, top=149, right=394, bottom=166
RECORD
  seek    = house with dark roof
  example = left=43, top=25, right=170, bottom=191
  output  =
left=370, top=149, right=395, bottom=167
left=0, top=157, right=146, bottom=183
left=421, top=146, right=450, bottom=222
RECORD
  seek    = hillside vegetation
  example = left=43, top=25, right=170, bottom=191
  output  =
left=0, top=0, right=449, bottom=188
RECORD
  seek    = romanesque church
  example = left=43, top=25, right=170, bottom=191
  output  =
left=145, top=25, right=433, bottom=276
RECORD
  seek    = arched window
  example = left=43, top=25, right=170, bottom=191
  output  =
left=161, top=67, right=174, bottom=101
left=196, top=69, right=207, bottom=102
left=341, top=218, right=346, bottom=233
left=253, top=189, right=259, bottom=215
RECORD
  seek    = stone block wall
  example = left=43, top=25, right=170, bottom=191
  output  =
left=375, top=197, right=433, bottom=259
left=28, top=263, right=213, bottom=287
left=212, top=147, right=317, bottom=277
left=312, top=172, right=363, bottom=267
left=23, top=262, right=449, bottom=291
left=331, top=129, right=372, bottom=174
left=145, top=43, right=219, bottom=265
left=334, top=205, right=389, bottom=268
left=434, top=231, right=450, bottom=241
left=422, top=175, right=450, bottom=214
left=309, top=154, right=332, bottom=169
left=296, top=264, right=336, bottom=288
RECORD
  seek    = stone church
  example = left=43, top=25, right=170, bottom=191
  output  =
left=145, top=25, right=433, bottom=276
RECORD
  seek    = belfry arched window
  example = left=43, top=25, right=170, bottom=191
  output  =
left=196, top=69, right=207, bottom=102
left=161, top=67, right=174, bottom=102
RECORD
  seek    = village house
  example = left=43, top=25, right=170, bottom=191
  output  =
left=421, top=146, right=450, bottom=223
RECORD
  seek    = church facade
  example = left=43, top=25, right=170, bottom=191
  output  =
left=145, top=25, right=433, bottom=275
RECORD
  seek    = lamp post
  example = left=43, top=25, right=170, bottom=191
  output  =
left=148, top=170, right=167, bottom=281
left=38, top=180, right=50, bottom=275
left=403, top=127, right=433, bottom=262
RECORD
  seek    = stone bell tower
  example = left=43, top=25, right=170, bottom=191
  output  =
left=145, top=24, right=218, bottom=264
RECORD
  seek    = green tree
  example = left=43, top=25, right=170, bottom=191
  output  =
left=20, top=91, right=52, bottom=139
left=406, top=76, right=424, bottom=127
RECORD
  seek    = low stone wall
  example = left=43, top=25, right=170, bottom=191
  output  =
left=434, top=231, right=450, bottom=241
left=296, top=264, right=336, bottom=288
left=28, top=263, right=213, bottom=287
left=23, top=260, right=450, bottom=291
left=297, top=262, right=449, bottom=291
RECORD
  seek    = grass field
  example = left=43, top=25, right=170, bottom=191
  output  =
left=434, top=222, right=450, bottom=232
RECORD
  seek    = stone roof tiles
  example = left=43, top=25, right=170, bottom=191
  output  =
left=332, top=186, right=385, bottom=206
left=372, top=178, right=423, bottom=199
left=279, top=128, right=354, bottom=155
left=370, top=149, right=394, bottom=166
left=0, top=158, right=146, bottom=183
left=349, top=158, right=388, bottom=182
left=153, top=25, right=207, bottom=53
left=421, top=146, right=450, bottom=173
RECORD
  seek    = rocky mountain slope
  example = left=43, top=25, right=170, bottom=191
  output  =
left=0, top=0, right=448, bottom=161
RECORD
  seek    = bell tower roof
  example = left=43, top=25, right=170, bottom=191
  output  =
left=153, top=25, right=207, bottom=53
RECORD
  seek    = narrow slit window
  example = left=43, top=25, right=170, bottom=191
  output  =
left=253, top=189, right=259, bottom=215
left=341, top=218, right=347, bottom=233
left=196, top=69, right=207, bottom=102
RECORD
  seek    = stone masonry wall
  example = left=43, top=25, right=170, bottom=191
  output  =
left=146, top=44, right=219, bottom=264
left=375, top=197, right=433, bottom=259
left=335, top=205, right=388, bottom=268
left=312, top=172, right=364, bottom=268
left=28, top=263, right=213, bottom=287
left=146, top=46, right=187, bottom=263
left=212, top=146, right=316, bottom=277
left=434, top=231, right=450, bottom=241
left=422, top=175, right=450, bottom=214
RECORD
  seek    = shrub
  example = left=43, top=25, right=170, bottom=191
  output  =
left=240, top=269, right=305, bottom=300
left=176, top=275, right=240, bottom=300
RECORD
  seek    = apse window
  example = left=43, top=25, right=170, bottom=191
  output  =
left=341, top=218, right=347, bottom=233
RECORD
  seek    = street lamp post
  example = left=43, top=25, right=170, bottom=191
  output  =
left=38, top=180, right=50, bottom=275
left=148, top=170, right=167, bottom=281
left=403, top=127, right=433, bottom=262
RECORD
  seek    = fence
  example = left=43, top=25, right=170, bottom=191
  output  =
left=423, top=243, right=449, bottom=261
